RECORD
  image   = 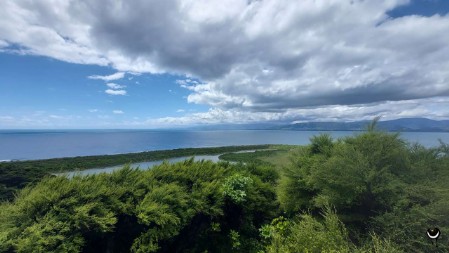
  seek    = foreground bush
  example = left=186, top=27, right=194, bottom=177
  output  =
left=279, top=129, right=449, bottom=252
left=260, top=206, right=402, bottom=253
left=0, top=160, right=279, bottom=252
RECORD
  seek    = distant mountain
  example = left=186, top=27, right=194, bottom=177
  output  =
left=274, top=118, right=449, bottom=132
left=184, top=123, right=285, bottom=131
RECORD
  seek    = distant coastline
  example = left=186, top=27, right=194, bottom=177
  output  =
left=1, top=128, right=449, bottom=161
left=273, top=118, right=449, bottom=132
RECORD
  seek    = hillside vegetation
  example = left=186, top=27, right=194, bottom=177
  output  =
left=1, top=128, right=449, bottom=252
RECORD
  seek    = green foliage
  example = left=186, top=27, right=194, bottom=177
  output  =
left=0, top=174, right=122, bottom=252
left=261, top=206, right=352, bottom=253
left=259, top=216, right=292, bottom=240
left=0, top=160, right=279, bottom=252
left=281, top=131, right=408, bottom=214
left=278, top=146, right=322, bottom=212
left=230, top=230, right=241, bottom=250
left=366, top=116, right=381, bottom=132
left=219, top=150, right=280, bottom=165
left=279, top=128, right=449, bottom=252
left=0, top=145, right=270, bottom=201
left=1, top=127, right=448, bottom=252
left=309, top=133, right=334, bottom=156
left=354, top=233, right=403, bottom=253
left=222, top=174, right=253, bottom=203
left=261, top=207, right=404, bottom=253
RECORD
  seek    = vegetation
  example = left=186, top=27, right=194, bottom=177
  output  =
left=219, top=150, right=277, bottom=166
left=219, top=145, right=294, bottom=167
left=0, top=160, right=279, bottom=252
left=0, top=145, right=270, bottom=201
left=1, top=124, right=449, bottom=252
left=278, top=129, right=449, bottom=252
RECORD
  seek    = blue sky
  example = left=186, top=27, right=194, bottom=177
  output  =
left=0, top=53, right=207, bottom=128
left=388, top=0, right=449, bottom=17
left=1, top=0, right=449, bottom=128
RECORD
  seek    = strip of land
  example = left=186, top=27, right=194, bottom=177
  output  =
left=0, top=144, right=293, bottom=201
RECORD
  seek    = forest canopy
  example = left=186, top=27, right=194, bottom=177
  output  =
left=1, top=128, right=449, bottom=252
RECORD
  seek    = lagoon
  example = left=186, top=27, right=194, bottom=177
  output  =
left=57, top=148, right=273, bottom=177
left=58, top=154, right=222, bottom=177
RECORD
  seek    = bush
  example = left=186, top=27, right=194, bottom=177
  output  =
left=261, top=206, right=352, bottom=253
left=0, top=161, right=279, bottom=252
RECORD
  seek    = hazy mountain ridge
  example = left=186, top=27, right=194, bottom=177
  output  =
left=276, top=118, right=449, bottom=132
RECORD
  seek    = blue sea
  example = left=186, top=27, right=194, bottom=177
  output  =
left=1, top=130, right=449, bottom=161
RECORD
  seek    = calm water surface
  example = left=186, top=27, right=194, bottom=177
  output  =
left=1, top=130, right=449, bottom=161
left=59, top=154, right=223, bottom=177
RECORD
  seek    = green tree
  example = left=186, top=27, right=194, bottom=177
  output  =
left=261, top=206, right=352, bottom=253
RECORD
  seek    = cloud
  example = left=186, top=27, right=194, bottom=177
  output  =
left=88, top=72, right=125, bottom=81
left=176, top=109, right=185, bottom=113
left=106, top=82, right=126, bottom=89
left=141, top=96, right=449, bottom=126
left=105, top=89, right=126, bottom=95
left=3, top=96, right=448, bottom=128
left=0, top=116, right=15, bottom=122
left=88, top=109, right=99, bottom=113
left=0, top=40, right=8, bottom=48
left=176, top=79, right=199, bottom=89
left=49, top=114, right=64, bottom=119
left=2, top=0, right=449, bottom=123
left=0, top=113, right=85, bottom=128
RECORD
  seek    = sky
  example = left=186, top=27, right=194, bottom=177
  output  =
left=1, top=0, right=449, bottom=129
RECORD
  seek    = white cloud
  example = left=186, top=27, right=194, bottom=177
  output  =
left=88, top=72, right=125, bottom=81
left=0, top=40, right=8, bottom=48
left=156, top=96, right=449, bottom=126
left=106, top=82, right=126, bottom=89
left=3, top=96, right=448, bottom=128
left=0, top=113, right=86, bottom=128
left=49, top=114, right=64, bottom=119
left=0, top=116, right=14, bottom=122
left=105, top=89, right=126, bottom=95
left=176, top=80, right=187, bottom=85
left=0, top=0, right=108, bottom=65
left=2, top=0, right=449, bottom=123
left=176, top=109, right=185, bottom=113
left=88, top=109, right=98, bottom=113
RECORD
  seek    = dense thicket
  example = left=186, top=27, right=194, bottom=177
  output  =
left=279, top=131, right=449, bottom=252
left=0, top=159, right=279, bottom=252
left=1, top=129, right=449, bottom=252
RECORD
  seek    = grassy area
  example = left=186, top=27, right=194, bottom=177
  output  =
left=219, top=145, right=299, bottom=168
left=0, top=144, right=270, bottom=201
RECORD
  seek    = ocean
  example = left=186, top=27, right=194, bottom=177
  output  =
left=1, top=130, right=449, bottom=161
